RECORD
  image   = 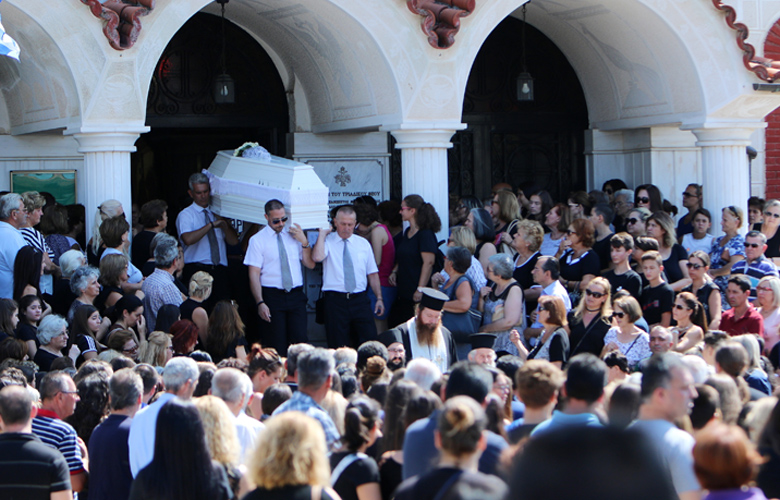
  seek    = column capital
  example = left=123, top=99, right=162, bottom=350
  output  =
left=681, top=122, right=765, bottom=147
left=65, top=124, right=150, bottom=153
left=383, top=122, right=467, bottom=149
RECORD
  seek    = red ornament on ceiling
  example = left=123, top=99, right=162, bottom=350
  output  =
left=79, top=0, right=155, bottom=50
left=407, top=0, right=476, bottom=50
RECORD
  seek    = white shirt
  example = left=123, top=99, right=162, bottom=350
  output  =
left=682, top=233, right=715, bottom=256
left=320, top=232, right=378, bottom=293
left=530, top=280, right=572, bottom=329
left=243, top=225, right=305, bottom=289
left=540, top=233, right=564, bottom=256
left=101, top=247, right=143, bottom=284
left=235, top=410, right=265, bottom=465
left=128, top=392, right=176, bottom=477
left=0, top=221, right=27, bottom=299
left=176, top=203, right=227, bottom=266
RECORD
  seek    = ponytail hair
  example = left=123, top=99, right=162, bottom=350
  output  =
left=677, top=291, right=708, bottom=333
left=341, top=395, right=380, bottom=452
left=403, top=194, right=442, bottom=233
left=437, top=395, right=486, bottom=458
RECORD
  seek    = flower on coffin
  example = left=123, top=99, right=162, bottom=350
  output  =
left=242, top=146, right=272, bottom=161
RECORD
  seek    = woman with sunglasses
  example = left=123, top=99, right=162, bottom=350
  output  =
left=566, top=277, right=612, bottom=358
left=709, top=206, right=746, bottom=299
left=625, top=208, right=652, bottom=238
left=601, top=295, right=651, bottom=371
left=634, top=184, right=664, bottom=214
left=756, top=276, right=780, bottom=355
left=510, top=295, right=569, bottom=368
left=556, top=219, right=600, bottom=304
left=670, top=292, right=706, bottom=353
left=682, top=250, right=722, bottom=330
left=760, top=199, right=780, bottom=266
left=540, top=203, right=571, bottom=256
left=646, top=211, right=691, bottom=291
left=567, top=191, right=591, bottom=220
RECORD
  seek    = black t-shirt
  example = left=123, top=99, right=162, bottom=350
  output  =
left=395, top=228, right=439, bottom=300
left=560, top=249, right=600, bottom=282
left=131, top=230, right=156, bottom=270
left=758, top=447, right=780, bottom=499
left=513, top=252, right=540, bottom=291
left=329, top=451, right=380, bottom=500
left=33, top=348, right=61, bottom=372
left=767, top=230, right=780, bottom=259
left=128, top=460, right=231, bottom=500
left=603, top=269, right=643, bottom=300
left=15, top=323, right=38, bottom=344
left=179, top=298, right=202, bottom=322
left=243, top=485, right=337, bottom=500
left=379, top=455, right=403, bottom=500
left=662, top=244, right=689, bottom=284
left=640, top=282, right=675, bottom=326
left=567, top=312, right=611, bottom=357
left=528, top=327, right=569, bottom=365
left=394, top=467, right=508, bottom=500
left=683, top=281, right=719, bottom=325
left=592, top=234, right=614, bottom=271
left=0, top=432, right=70, bottom=499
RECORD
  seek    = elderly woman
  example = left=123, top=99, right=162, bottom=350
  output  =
left=540, top=203, right=571, bottom=256
left=513, top=219, right=544, bottom=324
left=709, top=206, right=746, bottom=298
left=52, top=249, right=85, bottom=317
left=138, top=330, right=173, bottom=367
left=557, top=218, right=600, bottom=302
left=243, top=412, right=338, bottom=500
left=757, top=276, right=780, bottom=356
left=434, top=226, right=487, bottom=290
left=440, top=247, right=480, bottom=361
left=625, top=207, right=652, bottom=238
left=99, top=215, right=143, bottom=293
left=100, top=329, right=138, bottom=362
left=511, top=295, right=570, bottom=368
left=646, top=211, right=691, bottom=291
left=601, top=295, right=651, bottom=371
left=68, top=266, right=110, bottom=338
left=181, top=271, right=212, bottom=345
left=761, top=199, right=780, bottom=265
left=33, top=314, right=74, bottom=372
left=478, top=254, right=524, bottom=356
left=464, top=208, right=497, bottom=275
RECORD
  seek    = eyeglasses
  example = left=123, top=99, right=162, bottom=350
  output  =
left=757, top=286, right=773, bottom=292
left=271, top=217, right=288, bottom=225
left=626, top=218, right=640, bottom=225
left=682, top=192, right=698, bottom=198
left=765, top=211, right=780, bottom=219
left=673, top=304, right=688, bottom=311
left=636, top=197, right=650, bottom=204
left=585, top=289, right=605, bottom=298
left=686, top=262, right=704, bottom=270
left=744, top=242, right=762, bottom=248
left=611, top=312, right=626, bottom=319
left=122, top=345, right=138, bottom=353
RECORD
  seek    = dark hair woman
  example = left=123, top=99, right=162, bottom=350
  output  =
left=13, top=246, right=45, bottom=305
left=527, top=190, right=554, bottom=227
left=389, top=194, right=442, bottom=326
left=556, top=218, right=600, bottom=302
left=355, top=199, right=396, bottom=334
left=128, top=400, right=233, bottom=500
left=394, top=396, right=508, bottom=500
left=64, top=373, right=109, bottom=443
left=108, top=294, right=147, bottom=344
left=671, top=292, right=707, bottom=353
left=206, top=300, right=248, bottom=363
left=99, top=215, right=143, bottom=294
left=66, top=304, right=102, bottom=367
left=379, top=379, right=418, bottom=500
left=170, top=319, right=199, bottom=356
left=154, top=304, right=180, bottom=334
left=540, top=203, right=572, bottom=256
left=634, top=184, right=664, bottom=214
left=15, top=294, right=42, bottom=359
left=330, top=395, right=382, bottom=500
left=681, top=250, right=722, bottom=330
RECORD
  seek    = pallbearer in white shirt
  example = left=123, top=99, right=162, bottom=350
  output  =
left=244, top=199, right=315, bottom=356
left=312, top=205, right=385, bottom=348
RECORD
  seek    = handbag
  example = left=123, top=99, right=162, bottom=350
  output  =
left=441, top=275, right=482, bottom=343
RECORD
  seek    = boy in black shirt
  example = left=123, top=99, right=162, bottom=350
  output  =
left=639, top=251, right=674, bottom=328
left=603, top=233, right=642, bottom=300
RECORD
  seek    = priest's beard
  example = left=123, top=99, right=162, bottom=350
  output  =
left=416, top=312, right=443, bottom=347
left=388, top=357, right=406, bottom=371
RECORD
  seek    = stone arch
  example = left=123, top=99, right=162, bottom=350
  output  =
left=0, top=2, right=80, bottom=134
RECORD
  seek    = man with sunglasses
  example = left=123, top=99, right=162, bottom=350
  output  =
left=676, top=184, right=702, bottom=241
left=245, top=199, right=315, bottom=356
left=0, top=193, right=29, bottom=299
left=729, top=230, right=778, bottom=301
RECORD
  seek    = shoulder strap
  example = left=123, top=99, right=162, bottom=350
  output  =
left=330, top=453, right=367, bottom=486
left=431, top=470, right=465, bottom=500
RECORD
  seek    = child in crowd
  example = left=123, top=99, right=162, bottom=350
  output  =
left=639, top=251, right=674, bottom=328
left=681, top=208, right=714, bottom=255
left=15, top=294, right=43, bottom=359
left=602, top=233, right=642, bottom=301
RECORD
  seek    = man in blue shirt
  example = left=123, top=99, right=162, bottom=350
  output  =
left=730, top=230, right=779, bottom=300
left=531, top=353, right=607, bottom=437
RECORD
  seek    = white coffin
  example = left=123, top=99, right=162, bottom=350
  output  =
left=205, top=151, right=329, bottom=229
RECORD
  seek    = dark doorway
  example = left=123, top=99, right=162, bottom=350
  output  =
left=390, top=16, right=588, bottom=203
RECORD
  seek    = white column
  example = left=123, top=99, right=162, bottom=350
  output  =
left=686, top=124, right=765, bottom=234
left=67, top=126, right=149, bottom=242
left=387, top=124, right=466, bottom=244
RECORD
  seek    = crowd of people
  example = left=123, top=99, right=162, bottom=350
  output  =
left=2, top=175, right=780, bottom=499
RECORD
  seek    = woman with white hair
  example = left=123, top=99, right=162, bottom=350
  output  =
left=33, top=314, right=77, bottom=371
left=51, top=249, right=86, bottom=317
left=478, top=253, right=524, bottom=356
left=757, top=276, right=780, bottom=356
left=68, top=266, right=111, bottom=341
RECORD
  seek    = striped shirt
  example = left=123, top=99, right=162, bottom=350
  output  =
left=31, top=409, right=85, bottom=474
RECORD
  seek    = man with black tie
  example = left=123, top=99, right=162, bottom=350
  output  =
left=245, top=199, right=315, bottom=356
left=312, top=205, right=384, bottom=348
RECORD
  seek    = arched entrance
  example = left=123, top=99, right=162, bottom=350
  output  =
left=131, top=12, right=289, bottom=219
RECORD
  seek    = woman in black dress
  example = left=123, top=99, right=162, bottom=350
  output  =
left=206, top=300, right=247, bottom=363
left=761, top=199, right=780, bottom=266
left=646, top=211, right=690, bottom=291
left=394, top=396, right=508, bottom=500
left=244, top=411, right=339, bottom=500
left=15, top=294, right=41, bottom=359
left=129, top=400, right=232, bottom=500
left=331, top=395, right=382, bottom=500
left=388, top=194, right=441, bottom=326
left=681, top=250, right=722, bottom=330
left=379, top=380, right=419, bottom=500
left=556, top=218, right=600, bottom=304
left=181, top=270, right=212, bottom=345
left=567, top=277, right=613, bottom=358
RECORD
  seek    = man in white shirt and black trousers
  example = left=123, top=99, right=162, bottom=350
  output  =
left=245, top=199, right=315, bottom=356
left=313, top=205, right=384, bottom=348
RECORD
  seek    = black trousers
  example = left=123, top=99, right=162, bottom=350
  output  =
left=323, top=291, right=377, bottom=348
left=260, top=286, right=309, bottom=356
